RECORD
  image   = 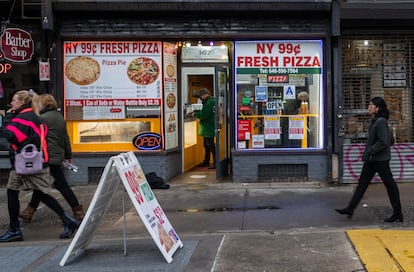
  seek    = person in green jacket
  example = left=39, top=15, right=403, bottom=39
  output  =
left=193, top=88, right=216, bottom=169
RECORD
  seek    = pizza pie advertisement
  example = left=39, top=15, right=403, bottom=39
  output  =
left=166, top=92, right=176, bottom=109
left=163, top=42, right=179, bottom=150
left=65, top=56, right=100, bottom=85
left=127, top=57, right=160, bottom=85
left=63, top=41, right=162, bottom=101
left=112, top=152, right=183, bottom=263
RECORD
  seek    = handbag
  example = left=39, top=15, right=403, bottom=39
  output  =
left=14, top=124, right=44, bottom=175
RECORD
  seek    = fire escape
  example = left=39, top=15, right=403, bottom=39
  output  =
left=21, top=0, right=53, bottom=29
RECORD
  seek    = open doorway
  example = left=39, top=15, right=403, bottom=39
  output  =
left=182, top=68, right=215, bottom=178
left=181, top=66, right=230, bottom=181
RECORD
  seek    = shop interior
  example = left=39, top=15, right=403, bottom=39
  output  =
left=182, top=71, right=214, bottom=172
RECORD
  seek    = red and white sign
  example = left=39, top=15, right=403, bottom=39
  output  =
left=59, top=152, right=182, bottom=266
left=113, top=152, right=182, bottom=263
left=264, top=116, right=281, bottom=140
left=0, top=28, right=34, bottom=63
left=235, top=41, right=322, bottom=69
left=163, top=42, right=179, bottom=151
left=39, top=61, right=50, bottom=81
left=289, top=116, right=305, bottom=140
left=63, top=41, right=162, bottom=120
left=238, top=119, right=252, bottom=140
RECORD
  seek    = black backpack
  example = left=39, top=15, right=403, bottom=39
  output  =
left=145, top=172, right=170, bottom=189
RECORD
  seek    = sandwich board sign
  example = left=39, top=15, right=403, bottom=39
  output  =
left=59, top=152, right=183, bottom=266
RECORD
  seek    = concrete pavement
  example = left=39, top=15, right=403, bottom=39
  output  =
left=0, top=179, right=413, bottom=271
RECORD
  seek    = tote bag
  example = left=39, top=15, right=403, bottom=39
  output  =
left=15, top=124, right=44, bottom=175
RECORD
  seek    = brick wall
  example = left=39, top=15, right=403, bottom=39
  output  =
left=231, top=153, right=328, bottom=182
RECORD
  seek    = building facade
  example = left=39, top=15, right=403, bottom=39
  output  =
left=1, top=0, right=414, bottom=185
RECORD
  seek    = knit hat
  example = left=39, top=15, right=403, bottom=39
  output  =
left=198, top=88, right=210, bottom=97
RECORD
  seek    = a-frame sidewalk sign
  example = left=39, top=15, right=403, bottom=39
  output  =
left=59, top=152, right=183, bottom=266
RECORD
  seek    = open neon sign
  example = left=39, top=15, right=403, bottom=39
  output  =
left=132, top=132, right=162, bottom=150
left=0, top=53, right=13, bottom=74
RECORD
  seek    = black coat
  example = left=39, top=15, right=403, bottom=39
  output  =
left=39, top=109, right=72, bottom=165
left=363, top=117, right=392, bottom=162
left=0, top=104, right=49, bottom=167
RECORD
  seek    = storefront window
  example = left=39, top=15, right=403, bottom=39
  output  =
left=234, top=40, right=324, bottom=150
left=342, top=37, right=413, bottom=144
left=63, top=41, right=178, bottom=152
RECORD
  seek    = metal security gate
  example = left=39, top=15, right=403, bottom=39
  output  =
left=340, top=35, right=414, bottom=183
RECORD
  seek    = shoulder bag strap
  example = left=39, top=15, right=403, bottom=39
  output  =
left=39, top=123, right=49, bottom=163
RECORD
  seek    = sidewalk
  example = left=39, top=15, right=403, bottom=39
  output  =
left=0, top=180, right=413, bottom=271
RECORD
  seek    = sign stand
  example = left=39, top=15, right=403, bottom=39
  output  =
left=59, top=152, right=183, bottom=266
left=122, top=188, right=127, bottom=256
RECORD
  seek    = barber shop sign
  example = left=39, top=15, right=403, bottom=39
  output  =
left=0, top=28, right=34, bottom=63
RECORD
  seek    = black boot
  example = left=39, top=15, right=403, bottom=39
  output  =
left=0, top=225, right=23, bottom=242
left=60, top=212, right=81, bottom=239
left=384, top=214, right=403, bottom=223
left=335, top=207, right=354, bottom=219
left=0, top=229, right=23, bottom=242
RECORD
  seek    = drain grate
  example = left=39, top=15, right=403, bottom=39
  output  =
left=258, top=164, right=308, bottom=181
left=88, top=167, right=105, bottom=184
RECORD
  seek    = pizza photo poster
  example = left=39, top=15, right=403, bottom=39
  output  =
left=113, top=152, right=183, bottom=263
left=163, top=42, right=178, bottom=150
left=63, top=41, right=162, bottom=120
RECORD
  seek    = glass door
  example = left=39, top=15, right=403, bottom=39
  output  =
left=215, top=66, right=230, bottom=179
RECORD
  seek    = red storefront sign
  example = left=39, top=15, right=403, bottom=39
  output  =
left=0, top=28, right=34, bottom=63
left=39, top=61, right=50, bottom=81
left=237, top=119, right=252, bottom=140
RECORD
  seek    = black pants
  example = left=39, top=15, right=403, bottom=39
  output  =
left=347, top=160, right=402, bottom=215
left=203, top=137, right=216, bottom=165
left=8, top=188, right=64, bottom=230
left=29, top=164, right=80, bottom=210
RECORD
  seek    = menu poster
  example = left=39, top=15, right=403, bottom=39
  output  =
left=114, top=152, right=183, bottom=263
left=163, top=42, right=178, bottom=150
left=289, top=116, right=305, bottom=139
left=63, top=41, right=162, bottom=120
left=264, top=116, right=281, bottom=139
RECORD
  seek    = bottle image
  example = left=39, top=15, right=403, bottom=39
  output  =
left=300, top=101, right=308, bottom=114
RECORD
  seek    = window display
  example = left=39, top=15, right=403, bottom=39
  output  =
left=234, top=40, right=324, bottom=150
left=62, top=41, right=178, bottom=152
left=67, top=119, right=160, bottom=152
